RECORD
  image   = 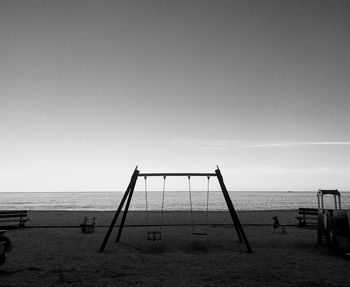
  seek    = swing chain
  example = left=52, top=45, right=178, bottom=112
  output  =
left=188, top=176, right=195, bottom=234
left=144, top=176, right=149, bottom=234
left=205, top=176, right=210, bottom=234
left=160, top=176, right=166, bottom=233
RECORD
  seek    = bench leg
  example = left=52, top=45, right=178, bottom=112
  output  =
left=298, top=219, right=306, bottom=227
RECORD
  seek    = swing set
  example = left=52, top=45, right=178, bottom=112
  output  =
left=99, top=166, right=252, bottom=253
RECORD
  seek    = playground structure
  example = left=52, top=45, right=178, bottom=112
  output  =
left=99, top=166, right=252, bottom=253
left=0, top=230, right=13, bottom=266
left=317, top=189, right=350, bottom=254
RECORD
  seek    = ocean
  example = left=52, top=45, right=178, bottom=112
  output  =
left=1, top=190, right=350, bottom=211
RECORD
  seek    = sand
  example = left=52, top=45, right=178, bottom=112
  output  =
left=1, top=210, right=350, bottom=287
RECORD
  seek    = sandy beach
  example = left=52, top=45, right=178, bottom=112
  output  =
left=1, top=210, right=350, bottom=287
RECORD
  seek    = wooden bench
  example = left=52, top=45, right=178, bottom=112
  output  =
left=295, top=208, right=318, bottom=227
left=0, top=210, right=29, bottom=228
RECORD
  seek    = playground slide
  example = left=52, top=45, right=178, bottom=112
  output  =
left=331, top=210, right=350, bottom=252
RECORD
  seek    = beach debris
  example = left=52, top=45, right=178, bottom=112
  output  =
left=80, top=216, right=96, bottom=233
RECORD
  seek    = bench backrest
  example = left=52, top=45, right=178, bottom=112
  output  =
left=0, top=210, right=27, bottom=219
left=298, top=208, right=318, bottom=215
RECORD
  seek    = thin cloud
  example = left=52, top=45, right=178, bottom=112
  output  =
left=171, top=138, right=237, bottom=149
left=241, top=141, right=350, bottom=148
left=226, top=166, right=350, bottom=174
left=171, top=138, right=350, bottom=149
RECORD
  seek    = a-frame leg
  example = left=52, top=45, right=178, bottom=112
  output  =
left=99, top=167, right=139, bottom=252
left=215, top=168, right=252, bottom=253
left=115, top=173, right=138, bottom=242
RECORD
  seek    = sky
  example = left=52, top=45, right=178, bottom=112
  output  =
left=1, top=0, right=350, bottom=192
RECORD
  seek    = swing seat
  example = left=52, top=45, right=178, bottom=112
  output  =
left=147, top=231, right=161, bottom=241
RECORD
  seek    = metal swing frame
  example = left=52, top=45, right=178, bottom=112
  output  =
left=99, top=166, right=252, bottom=253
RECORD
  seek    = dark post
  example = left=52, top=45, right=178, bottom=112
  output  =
left=99, top=167, right=139, bottom=252
left=115, top=171, right=139, bottom=242
left=215, top=167, right=252, bottom=253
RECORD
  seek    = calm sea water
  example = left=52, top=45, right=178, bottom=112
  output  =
left=1, top=191, right=350, bottom=211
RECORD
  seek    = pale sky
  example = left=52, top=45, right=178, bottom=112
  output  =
left=1, top=0, right=350, bottom=191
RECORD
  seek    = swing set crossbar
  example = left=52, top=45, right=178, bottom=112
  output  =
left=139, top=173, right=217, bottom=177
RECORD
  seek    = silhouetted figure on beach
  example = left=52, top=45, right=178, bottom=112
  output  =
left=272, top=216, right=280, bottom=229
